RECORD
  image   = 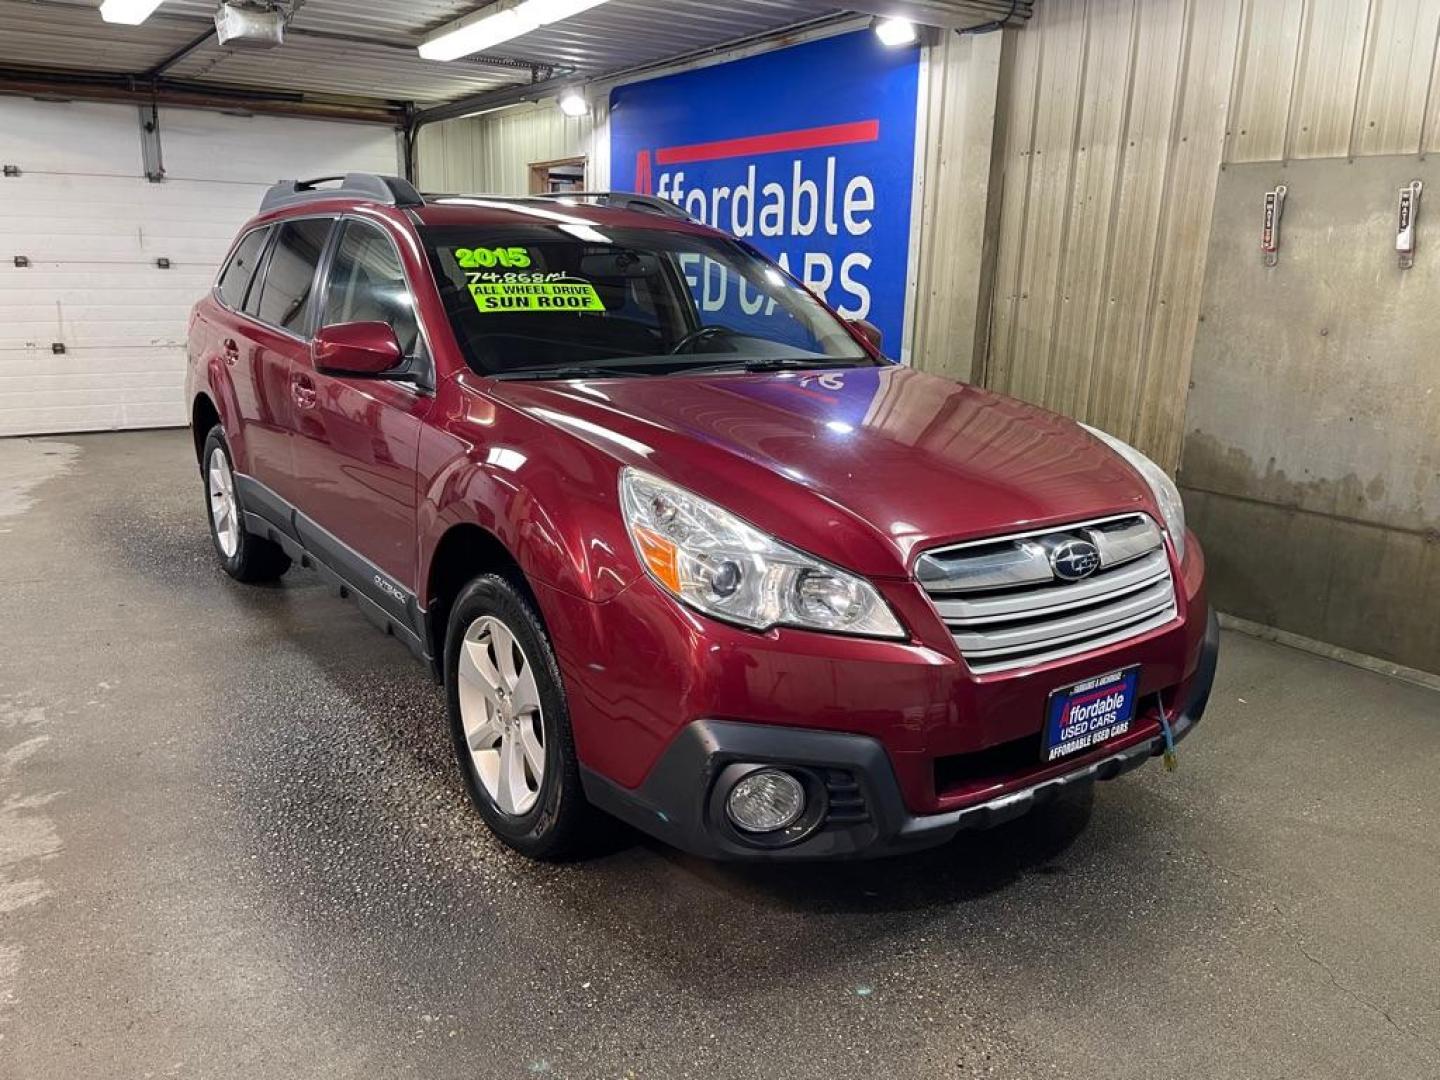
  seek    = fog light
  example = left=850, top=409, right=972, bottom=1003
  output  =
left=725, top=769, right=805, bottom=833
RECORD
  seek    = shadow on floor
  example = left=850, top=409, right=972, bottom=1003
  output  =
left=626, top=785, right=1098, bottom=914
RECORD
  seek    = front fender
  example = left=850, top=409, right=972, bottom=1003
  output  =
left=416, top=383, right=641, bottom=606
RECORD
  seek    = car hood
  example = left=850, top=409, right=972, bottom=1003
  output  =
left=482, top=364, right=1153, bottom=576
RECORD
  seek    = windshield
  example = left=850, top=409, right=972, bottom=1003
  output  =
left=421, top=221, right=876, bottom=379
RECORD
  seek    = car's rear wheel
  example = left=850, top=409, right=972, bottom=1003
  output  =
left=445, top=574, right=587, bottom=859
left=201, top=427, right=290, bottom=583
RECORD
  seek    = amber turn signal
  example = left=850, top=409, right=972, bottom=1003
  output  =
left=631, top=524, right=682, bottom=593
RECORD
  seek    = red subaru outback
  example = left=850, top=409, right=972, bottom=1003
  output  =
left=187, top=173, right=1217, bottom=861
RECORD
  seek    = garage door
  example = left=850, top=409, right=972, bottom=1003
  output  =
left=0, top=99, right=399, bottom=436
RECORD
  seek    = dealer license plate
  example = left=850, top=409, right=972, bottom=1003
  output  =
left=1042, top=667, right=1140, bottom=763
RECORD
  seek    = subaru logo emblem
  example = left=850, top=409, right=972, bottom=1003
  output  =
left=1049, top=538, right=1101, bottom=581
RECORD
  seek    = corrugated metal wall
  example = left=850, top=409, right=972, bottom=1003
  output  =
left=416, top=104, right=596, bottom=194
left=907, top=29, right=1007, bottom=382
left=982, top=0, right=1440, bottom=470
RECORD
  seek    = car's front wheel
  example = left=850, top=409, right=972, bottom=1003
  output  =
left=445, top=574, right=588, bottom=859
left=201, top=427, right=290, bottom=583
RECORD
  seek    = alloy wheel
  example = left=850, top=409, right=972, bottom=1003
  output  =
left=457, top=615, right=545, bottom=816
left=208, top=447, right=240, bottom=558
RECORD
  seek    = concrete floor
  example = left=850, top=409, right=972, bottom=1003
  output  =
left=0, top=429, right=1436, bottom=1080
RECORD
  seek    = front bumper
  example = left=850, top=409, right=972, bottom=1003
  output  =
left=581, top=607, right=1220, bottom=861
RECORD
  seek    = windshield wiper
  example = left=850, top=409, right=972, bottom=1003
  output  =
left=678, top=357, right=869, bottom=375
left=492, top=365, right=648, bottom=381
left=492, top=356, right=872, bottom=381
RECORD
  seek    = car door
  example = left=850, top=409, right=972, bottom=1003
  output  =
left=204, top=224, right=293, bottom=496
left=240, top=216, right=335, bottom=518
left=291, top=215, right=433, bottom=616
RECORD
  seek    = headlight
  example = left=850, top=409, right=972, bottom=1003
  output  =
left=1080, top=424, right=1187, bottom=562
left=619, top=468, right=905, bottom=639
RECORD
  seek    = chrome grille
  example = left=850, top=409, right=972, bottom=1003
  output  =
left=917, top=514, right=1179, bottom=675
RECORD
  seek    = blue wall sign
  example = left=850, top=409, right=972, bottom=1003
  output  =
left=609, top=31, right=921, bottom=351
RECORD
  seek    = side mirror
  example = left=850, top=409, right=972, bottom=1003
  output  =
left=313, top=321, right=405, bottom=377
left=847, top=318, right=883, bottom=353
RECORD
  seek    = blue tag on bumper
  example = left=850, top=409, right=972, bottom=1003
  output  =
left=1043, top=667, right=1140, bottom=763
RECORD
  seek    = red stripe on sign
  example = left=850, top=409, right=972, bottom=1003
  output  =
left=653, top=119, right=880, bottom=166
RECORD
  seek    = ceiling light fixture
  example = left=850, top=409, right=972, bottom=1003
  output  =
left=99, top=0, right=165, bottom=24
left=557, top=90, right=589, bottom=117
left=872, top=17, right=917, bottom=47
left=419, top=0, right=610, bottom=62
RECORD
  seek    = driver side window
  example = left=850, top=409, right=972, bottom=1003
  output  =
left=322, top=220, right=421, bottom=356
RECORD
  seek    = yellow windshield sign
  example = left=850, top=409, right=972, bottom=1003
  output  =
left=468, top=279, right=605, bottom=313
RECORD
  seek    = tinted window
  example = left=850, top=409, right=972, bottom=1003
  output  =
left=255, top=218, right=332, bottom=334
left=217, top=227, right=269, bottom=309
left=322, top=220, right=420, bottom=355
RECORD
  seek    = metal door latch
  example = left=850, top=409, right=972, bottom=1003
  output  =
left=1396, top=180, right=1422, bottom=269
left=1261, top=185, right=1287, bottom=267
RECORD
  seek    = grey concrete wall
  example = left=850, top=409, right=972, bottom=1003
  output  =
left=1181, top=156, right=1440, bottom=674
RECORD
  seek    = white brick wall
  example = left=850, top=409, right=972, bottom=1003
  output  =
left=0, top=99, right=400, bottom=436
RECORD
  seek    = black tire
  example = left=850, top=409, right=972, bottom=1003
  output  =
left=445, top=574, right=588, bottom=859
left=201, top=427, right=291, bottom=584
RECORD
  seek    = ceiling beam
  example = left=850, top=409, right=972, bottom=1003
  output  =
left=412, top=75, right=583, bottom=127
left=0, top=66, right=405, bottom=125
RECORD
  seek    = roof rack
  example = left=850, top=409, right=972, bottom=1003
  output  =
left=525, top=191, right=696, bottom=222
left=260, top=173, right=424, bottom=213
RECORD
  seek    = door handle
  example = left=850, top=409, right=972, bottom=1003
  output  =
left=222, top=338, right=240, bottom=365
left=291, top=373, right=318, bottom=410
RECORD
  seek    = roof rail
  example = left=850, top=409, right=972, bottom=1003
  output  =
left=527, top=191, right=696, bottom=222
left=260, top=173, right=424, bottom=213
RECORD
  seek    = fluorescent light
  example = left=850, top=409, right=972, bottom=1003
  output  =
left=420, top=7, right=531, bottom=61
left=873, top=17, right=917, bottom=47
left=99, top=0, right=165, bottom=24
left=558, top=91, right=588, bottom=117
left=420, top=0, right=610, bottom=62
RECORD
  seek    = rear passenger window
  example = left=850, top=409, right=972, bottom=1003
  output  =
left=216, top=227, right=269, bottom=310
left=322, top=220, right=420, bottom=355
left=254, top=218, right=332, bottom=334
